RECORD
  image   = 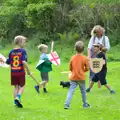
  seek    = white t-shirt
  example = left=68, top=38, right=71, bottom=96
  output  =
left=88, top=36, right=110, bottom=50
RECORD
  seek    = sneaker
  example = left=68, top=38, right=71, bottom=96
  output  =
left=83, top=103, right=90, bottom=108
left=34, top=85, right=40, bottom=94
left=64, top=105, right=69, bottom=109
left=110, top=90, right=115, bottom=94
left=14, top=97, right=23, bottom=108
left=86, top=88, right=90, bottom=92
left=14, top=100, right=18, bottom=106
left=43, top=88, right=48, bottom=93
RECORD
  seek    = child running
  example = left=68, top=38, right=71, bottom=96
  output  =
left=5, top=35, right=34, bottom=108
left=86, top=43, right=115, bottom=94
left=64, top=41, right=90, bottom=109
left=34, top=44, right=52, bottom=93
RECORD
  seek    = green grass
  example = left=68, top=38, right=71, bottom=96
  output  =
left=0, top=40, right=120, bottom=120
left=0, top=61, right=120, bottom=120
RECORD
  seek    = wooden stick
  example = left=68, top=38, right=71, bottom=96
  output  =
left=51, top=41, right=54, bottom=53
left=29, top=74, right=39, bottom=85
left=60, top=71, right=70, bottom=74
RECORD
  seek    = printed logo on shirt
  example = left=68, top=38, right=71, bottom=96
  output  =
left=11, top=52, right=22, bottom=71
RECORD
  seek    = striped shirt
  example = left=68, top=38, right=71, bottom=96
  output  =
left=6, top=48, right=27, bottom=76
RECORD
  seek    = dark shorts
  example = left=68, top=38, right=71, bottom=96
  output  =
left=92, top=70, right=107, bottom=85
left=40, top=72, right=49, bottom=81
left=11, top=75, right=25, bottom=87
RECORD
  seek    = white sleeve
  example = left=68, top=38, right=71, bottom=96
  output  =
left=105, top=36, right=110, bottom=51
left=88, top=36, right=94, bottom=49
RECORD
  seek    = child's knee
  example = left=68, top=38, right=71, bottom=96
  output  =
left=45, top=81, right=48, bottom=83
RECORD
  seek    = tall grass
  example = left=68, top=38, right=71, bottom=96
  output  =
left=0, top=36, right=120, bottom=64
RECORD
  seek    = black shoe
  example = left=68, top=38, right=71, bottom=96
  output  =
left=110, top=90, right=115, bottom=94
left=83, top=103, right=90, bottom=108
left=86, top=88, right=90, bottom=92
left=43, top=88, right=48, bottom=93
left=15, top=98, right=23, bottom=108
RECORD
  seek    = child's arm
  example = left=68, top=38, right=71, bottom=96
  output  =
left=84, top=58, right=89, bottom=72
left=69, top=60, right=72, bottom=71
left=101, top=47, right=107, bottom=53
left=22, top=61, right=31, bottom=75
left=6, top=58, right=10, bottom=65
left=0, top=54, right=9, bottom=64
left=22, top=61, right=39, bottom=84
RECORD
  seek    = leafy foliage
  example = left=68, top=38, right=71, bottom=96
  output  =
left=0, top=0, right=120, bottom=46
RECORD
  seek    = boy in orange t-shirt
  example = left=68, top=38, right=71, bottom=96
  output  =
left=64, top=41, right=90, bottom=109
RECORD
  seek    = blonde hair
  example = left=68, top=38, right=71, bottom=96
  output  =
left=14, top=35, right=27, bottom=45
left=91, top=25, right=105, bottom=36
left=75, top=41, right=84, bottom=53
left=38, top=44, right=48, bottom=52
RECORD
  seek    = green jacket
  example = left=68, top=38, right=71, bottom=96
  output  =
left=36, top=58, right=52, bottom=72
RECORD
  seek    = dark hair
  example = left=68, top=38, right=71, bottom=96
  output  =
left=75, top=41, right=84, bottom=53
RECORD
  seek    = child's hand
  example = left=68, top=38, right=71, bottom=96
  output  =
left=27, top=71, right=31, bottom=75
left=87, top=57, right=91, bottom=64
left=101, top=47, right=107, bottom=53
left=68, top=72, right=72, bottom=78
left=0, top=58, right=5, bottom=64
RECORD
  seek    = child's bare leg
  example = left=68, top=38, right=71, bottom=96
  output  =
left=43, top=83, right=46, bottom=88
left=42, top=81, right=48, bottom=93
left=89, top=78, right=91, bottom=85
left=35, top=81, right=48, bottom=93
left=97, top=80, right=101, bottom=88
left=14, top=85, right=19, bottom=99
left=15, top=85, right=25, bottom=101
left=43, top=81, right=48, bottom=88
left=89, top=81, right=94, bottom=88
left=14, top=85, right=24, bottom=108
left=86, top=81, right=94, bottom=92
left=14, top=85, right=24, bottom=107
left=18, top=86, right=25, bottom=95
left=104, top=84, right=115, bottom=94
left=39, top=81, right=46, bottom=88
left=104, top=84, right=113, bottom=91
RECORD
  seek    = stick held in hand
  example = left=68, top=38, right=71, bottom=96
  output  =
left=51, top=41, right=54, bottom=53
left=29, top=73, right=39, bottom=85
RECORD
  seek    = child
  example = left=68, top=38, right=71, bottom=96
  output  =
left=64, top=41, right=90, bottom=109
left=5, top=35, right=34, bottom=108
left=34, top=44, right=52, bottom=93
left=88, top=25, right=110, bottom=88
left=86, top=43, right=115, bottom=94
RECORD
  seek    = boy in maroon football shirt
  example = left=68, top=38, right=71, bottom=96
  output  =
left=5, top=35, right=33, bottom=108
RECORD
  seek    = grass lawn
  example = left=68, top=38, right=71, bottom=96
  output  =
left=0, top=62, right=120, bottom=120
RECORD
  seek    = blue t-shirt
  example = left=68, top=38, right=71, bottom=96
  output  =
left=6, top=48, right=27, bottom=76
